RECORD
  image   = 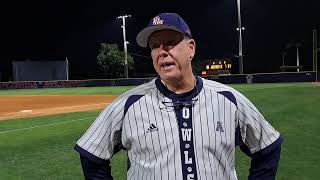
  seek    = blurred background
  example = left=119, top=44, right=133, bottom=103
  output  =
left=1, top=0, right=319, bottom=81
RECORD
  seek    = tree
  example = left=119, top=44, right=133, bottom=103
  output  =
left=97, top=43, right=134, bottom=78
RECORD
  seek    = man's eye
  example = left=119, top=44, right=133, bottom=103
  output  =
left=167, top=40, right=175, bottom=46
left=151, top=43, right=160, bottom=49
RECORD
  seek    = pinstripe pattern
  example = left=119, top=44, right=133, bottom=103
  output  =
left=76, top=77, right=280, bottom=180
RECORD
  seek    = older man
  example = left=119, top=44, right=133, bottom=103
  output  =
left=75, top=13, right=283, bottom=180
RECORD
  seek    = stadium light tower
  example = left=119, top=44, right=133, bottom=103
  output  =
left=236, top=0, right=244, bottom=74
left=117, top=14, right=131, bottom=78
left=313, top=29, right=318, bottom=82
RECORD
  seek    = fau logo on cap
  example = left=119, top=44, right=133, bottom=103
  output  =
left=152, top=16, right=164, bottom=25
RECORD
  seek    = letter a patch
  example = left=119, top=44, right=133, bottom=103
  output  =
left=216, top=121, right=224, bottom=132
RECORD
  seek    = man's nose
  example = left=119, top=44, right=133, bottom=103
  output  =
left=158, top=44, right=169, bottom=57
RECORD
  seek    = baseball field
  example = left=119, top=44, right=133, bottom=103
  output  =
left=0, top=83, right=319, bottom=180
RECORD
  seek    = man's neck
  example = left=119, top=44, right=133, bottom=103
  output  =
left=162, top=75, right=196, bottom=94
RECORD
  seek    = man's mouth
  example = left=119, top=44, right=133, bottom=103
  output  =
left=160, top=62, right=175, bottom=70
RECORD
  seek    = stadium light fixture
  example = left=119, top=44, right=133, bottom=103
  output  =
left=117, top=14, right=131, bottom=78
left=236, top=27, right=245, bottom=31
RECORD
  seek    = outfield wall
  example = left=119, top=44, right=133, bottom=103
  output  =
left=0, top=78, right=155, bottom=89
left=204, top=71, right=317, bottom=84
left=0, top=71, right=318, bottom=89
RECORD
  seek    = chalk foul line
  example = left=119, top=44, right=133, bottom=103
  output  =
left=0, top=116, right=96, bottom=134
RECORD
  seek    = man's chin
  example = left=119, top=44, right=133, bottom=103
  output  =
left=159, top=73, right=182, bottom=83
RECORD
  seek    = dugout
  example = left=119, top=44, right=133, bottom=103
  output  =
left=13, top=60, right=69, bottom=81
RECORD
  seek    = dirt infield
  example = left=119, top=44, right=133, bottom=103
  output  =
left=0, top=95, right=118, bottom=121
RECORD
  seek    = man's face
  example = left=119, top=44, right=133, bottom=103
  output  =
left=149, top=30, right=196, bottom=82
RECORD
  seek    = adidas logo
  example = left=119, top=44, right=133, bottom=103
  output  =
left=146, top=123, right=158, bottom=133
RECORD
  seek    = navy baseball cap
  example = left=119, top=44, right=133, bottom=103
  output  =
left=136, top=13, right=192, bottom=48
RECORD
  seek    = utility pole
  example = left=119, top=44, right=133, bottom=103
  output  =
left=236, top=0, right=244, bottom=74
left=313, top=29, right=318, bottom=82
left=66, top=57, right=69, bottom=81
left=296, top=43, right=301, bottom=72
left=117, top=15, right=131, bottom=78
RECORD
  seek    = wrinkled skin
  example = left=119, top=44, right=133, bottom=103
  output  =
left=149, top=30, right=196, bottom=93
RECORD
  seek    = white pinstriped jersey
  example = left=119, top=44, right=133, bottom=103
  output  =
left=76, top=76, right=280, bottom=180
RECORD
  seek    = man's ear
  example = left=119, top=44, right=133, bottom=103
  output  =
left=189, top=39, right=196, bottom=59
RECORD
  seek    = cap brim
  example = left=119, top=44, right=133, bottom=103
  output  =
left=136, top=25, right=184, bottom=48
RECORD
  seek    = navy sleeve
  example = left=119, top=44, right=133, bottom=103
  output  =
left=75, top=143, right=126, bottom=180
left=248, top=136, right=283, bottom=180
left=80, top=155, right=113, bottom=180
left=236, top=126, right=283, bottom=180
left=75, top=145, right=114, bottom=180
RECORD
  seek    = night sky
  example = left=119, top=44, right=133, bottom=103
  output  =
left=1, top=0, right=320, bottom=81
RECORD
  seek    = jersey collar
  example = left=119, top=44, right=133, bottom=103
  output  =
left=155, top=76, right=203, bottom=100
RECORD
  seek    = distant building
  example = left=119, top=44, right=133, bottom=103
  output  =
left=201, top=58, right=232, bottom=76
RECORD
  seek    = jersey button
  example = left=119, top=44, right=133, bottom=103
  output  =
left=183, top=122, right=188, bottom=127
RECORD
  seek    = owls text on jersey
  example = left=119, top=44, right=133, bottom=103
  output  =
left=74, top=76, right=283, bottom=180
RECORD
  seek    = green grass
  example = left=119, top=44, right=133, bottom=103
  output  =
left=0, top=111, right=128, bottom=180
left=0, top=83, right=320, bottom=179
left=234, top=83, right=320, bottom=179
left=0, top=83, right=306, bottom=96
left=0, top=111, right=97, bottom=179
left=0, top=86, right=134, bottom=96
